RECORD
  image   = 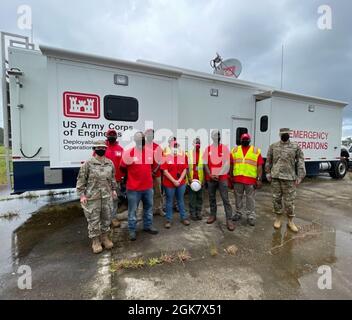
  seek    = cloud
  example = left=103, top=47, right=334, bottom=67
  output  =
left=0, top=0, right=351, bottom=137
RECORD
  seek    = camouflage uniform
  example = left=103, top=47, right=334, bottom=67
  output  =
left=265, top=140, right=306, bottom=217
left=76, top=157, right=117, bottom=238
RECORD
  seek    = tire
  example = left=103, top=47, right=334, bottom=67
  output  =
left=329, top=160, right=347, bottom=179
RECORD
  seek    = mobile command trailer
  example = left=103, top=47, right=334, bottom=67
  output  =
left=2, top=39, right=348, bottom=193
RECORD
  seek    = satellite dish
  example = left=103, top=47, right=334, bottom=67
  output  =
left=214, top=58, right=242, bottom=78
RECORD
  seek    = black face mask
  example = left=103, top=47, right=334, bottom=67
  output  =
left=281, top=133, right=290, bottom=142
left=241, top=140, right=250, bottom=147
left=107, top=136, right=117, bottom=143
left=95, top=149, right=106, bottom=157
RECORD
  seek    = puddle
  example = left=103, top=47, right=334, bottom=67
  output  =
left=0, top=191, right=80, bottom=278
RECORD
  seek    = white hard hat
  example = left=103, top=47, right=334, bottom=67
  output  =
left=190, top=179, right=202, bottom=192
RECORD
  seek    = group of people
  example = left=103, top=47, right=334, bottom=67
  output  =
left=76, top=127, right=306, bottom=254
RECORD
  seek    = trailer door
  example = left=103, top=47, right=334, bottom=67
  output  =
left=255, top=98, right=271, bottom=157
left=231, top=117, right=253, bottom=147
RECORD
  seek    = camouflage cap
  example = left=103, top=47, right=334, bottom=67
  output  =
left=93, top=140, right=107, bottom=148
left=279, top=128, right=292, bottom=134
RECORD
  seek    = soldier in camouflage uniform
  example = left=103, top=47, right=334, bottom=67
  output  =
left=77, top=140, right=118, bottom=254
left=265, top=128, right=306, bottom=232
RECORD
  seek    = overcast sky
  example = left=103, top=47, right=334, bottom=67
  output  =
left=1, top=0, right=351, bottom=137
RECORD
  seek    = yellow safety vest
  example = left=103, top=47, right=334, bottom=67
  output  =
left=231, top=145, right=261, bottom=178
left=186, top=149, right=204, bottom=183
left=163, top=146, right=184, bottom=157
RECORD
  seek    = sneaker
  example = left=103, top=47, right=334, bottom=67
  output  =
left=247, top=217, right=256, bottom=227
left=129, top=231, right=137, bottom=241
left=181, top=219, right=190, bottom=226
left=143, top=227, right=159, bottom=235
left=164, top=222, right=171, bottom=229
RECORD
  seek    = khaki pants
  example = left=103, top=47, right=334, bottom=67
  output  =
left=153, top=176, right=163, bottom=213
left=233, top=183, right=256, bottom=220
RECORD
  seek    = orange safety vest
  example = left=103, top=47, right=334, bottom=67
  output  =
left=231, top=145, right=260, bottom=179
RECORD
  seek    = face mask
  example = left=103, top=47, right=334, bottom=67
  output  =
left=171, top=148, right=178, bottom=155
left=241, top=140, right=250, bottom=147
left=107, top=136, right=117, bottom=143
left=95, top=149, right=106, bottom=157
left=281, top=133, right=290, bottom=142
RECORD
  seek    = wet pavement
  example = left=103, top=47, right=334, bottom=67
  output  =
left=0, top=173, right=352, bottom=299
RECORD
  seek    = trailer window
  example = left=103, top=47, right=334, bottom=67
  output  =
left=260, top=116, right=268, bottom=132
left=104, top=95, right=139, bottom=122
left=236, top=127, right=248, bottom=146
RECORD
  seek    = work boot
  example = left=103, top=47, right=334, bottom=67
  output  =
left=226, top=220, right=236, bottom=231
left=101, top=233, right=114, bottom=250
left=207, top=216, right=217, bottom=224
left=92, top=237, right=103, bottom=254
left=273, top=216, right=282, bottom=229
left=129, top=231, right=137, bottom=241
left=287, top=218, right=299, bottom=233
left=111, top=218, right=121, bottom=228
left=143, top=227, right=159, bottom=235
left=232, top=213, right=242, bottom=222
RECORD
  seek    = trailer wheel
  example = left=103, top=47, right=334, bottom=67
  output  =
left=329, top=160, right=347, bottom=179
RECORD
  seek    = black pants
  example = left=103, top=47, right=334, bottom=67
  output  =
left=208, top=180, right=233, bottom=220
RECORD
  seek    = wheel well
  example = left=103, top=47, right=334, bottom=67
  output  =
left=341, top=150, right=349, bottom=160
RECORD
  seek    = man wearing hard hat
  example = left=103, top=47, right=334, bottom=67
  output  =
left=230, top=133, right=264, bottom=226
left=187, top=137, right=204, bottom=221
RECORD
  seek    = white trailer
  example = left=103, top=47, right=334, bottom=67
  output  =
left=1, top=33, right=348, bottom=193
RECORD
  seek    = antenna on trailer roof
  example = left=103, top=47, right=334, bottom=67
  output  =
left=210, top=53, right=242, bottom=78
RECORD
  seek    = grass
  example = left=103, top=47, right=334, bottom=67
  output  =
left=0, top=210, right=19, bottom=220
left=110, top=249, right=192, bottom=272
left=0, top=146, right=12, bottom=185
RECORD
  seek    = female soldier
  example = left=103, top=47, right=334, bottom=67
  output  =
left=77, top=140, right=117, bottom=254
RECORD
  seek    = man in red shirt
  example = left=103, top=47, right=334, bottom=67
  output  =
left=104, top=129, right=124, bottom=228
left=145, top=129, right=164, bottom=216
left=203, top=130, right=234, bottom=231
left=230, top=133, right=263, bottom=226
left=120, top=131, right=159, bottom=241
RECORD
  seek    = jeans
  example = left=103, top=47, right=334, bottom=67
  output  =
left=208, top=179, right=233, bottom=220
left=165, top=184, right=187, bottom=222
left=127, top=188, right=154, bottom=232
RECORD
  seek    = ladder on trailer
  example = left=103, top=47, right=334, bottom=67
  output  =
left=1, top=32, right=35, bottom=190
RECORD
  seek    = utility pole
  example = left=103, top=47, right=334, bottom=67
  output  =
left=280, top=44, right=284, bottom=90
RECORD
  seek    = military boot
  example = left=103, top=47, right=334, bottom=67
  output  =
left=92, top=237, right=103, bottom=254
left=287, top=218, right=299, bottom=233
left=101, top=233, right=114, bottom=249
left=273, top=215, right=282, bottom=229
left=111, top=218, right=121, bottom=228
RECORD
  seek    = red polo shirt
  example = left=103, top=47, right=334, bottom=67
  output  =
left=231, top=146, right=264, bottom=185
left=202, top=144, right=231, bottom=181
left=104, top=141, right=124, bottom=182
left=120, top=147, right=154, bottom=191
left=161, top=154, right=188, bottom=188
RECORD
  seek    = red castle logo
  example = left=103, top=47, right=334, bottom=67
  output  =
left=63, top=92, right=100, bottom=119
